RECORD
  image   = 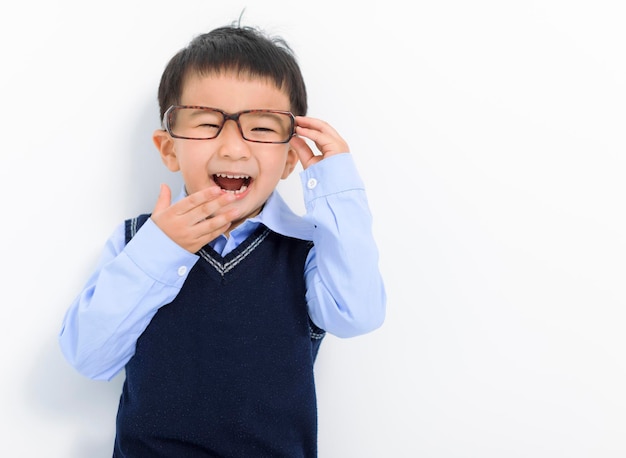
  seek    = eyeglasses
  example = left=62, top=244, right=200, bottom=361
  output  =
left=162, top=105, right=296, bottom=144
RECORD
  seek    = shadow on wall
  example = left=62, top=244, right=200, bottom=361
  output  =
left=22, top=99, right=182, bottom=458
left=24, top=335, right=123, bottom=457
left=124, top=98, right=183, bottom=216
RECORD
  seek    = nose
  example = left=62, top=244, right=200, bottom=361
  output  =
left=217, top=119, right=250, bottom=160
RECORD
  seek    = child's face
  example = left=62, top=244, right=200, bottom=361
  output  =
left=156, top=71, right=298, bottom=227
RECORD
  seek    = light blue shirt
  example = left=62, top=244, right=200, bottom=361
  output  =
left=59, top=153, right=386, bottom=381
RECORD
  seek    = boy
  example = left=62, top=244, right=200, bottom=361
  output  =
left=59, top=24, right=385, bottom=457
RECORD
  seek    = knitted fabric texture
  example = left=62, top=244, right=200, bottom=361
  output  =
left=114, top=214, right=325, bottom=457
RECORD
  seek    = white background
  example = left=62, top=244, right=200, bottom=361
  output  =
left=1, top=1, right=625, bottom=457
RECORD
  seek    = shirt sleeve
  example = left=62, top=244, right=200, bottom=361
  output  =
left=300, top=153, right=386, bottom=338
left=58, top=218, right=199, bottom=381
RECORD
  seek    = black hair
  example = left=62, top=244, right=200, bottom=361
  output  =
left=157, top=24, right=308, bottom=121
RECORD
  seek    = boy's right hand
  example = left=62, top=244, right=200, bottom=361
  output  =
left=150, top=184, right=240, bottom=253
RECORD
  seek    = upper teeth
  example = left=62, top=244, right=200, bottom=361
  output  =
left=216, top=173, right=249, bottom=179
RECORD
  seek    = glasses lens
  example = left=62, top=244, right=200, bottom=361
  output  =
left=239, top=111, right=293, bottom=143
left=169, top=108, right=224, bottom=139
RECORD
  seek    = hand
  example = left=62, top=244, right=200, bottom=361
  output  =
left=150, top=184, right=240, bottom=253
left=289, top=116, right=350, bottom=169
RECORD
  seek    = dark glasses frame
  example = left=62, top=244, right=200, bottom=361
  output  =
left=162, top=105, right=296, bottom=144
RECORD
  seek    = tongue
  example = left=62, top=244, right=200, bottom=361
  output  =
left=215, top=176, right=245, bottom=191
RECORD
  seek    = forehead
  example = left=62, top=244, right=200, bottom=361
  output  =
left=180, top=71, right=291, bottom=112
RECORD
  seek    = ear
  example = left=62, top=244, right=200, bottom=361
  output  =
left=153, top=129, right=180, bottom=172
left=280, top=147, right=299, bottom=179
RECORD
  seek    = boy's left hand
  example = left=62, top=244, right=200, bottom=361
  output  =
left=289, top=116, right=350, bottom=169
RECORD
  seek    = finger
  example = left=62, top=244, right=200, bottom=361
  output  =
left=289, top=136, right=318, bottom=169
left=195, top=192, right=238, bottom=222
left=296, top=126, right=348, bottom=157
left=197, top=206, right=240, bottom=232
left=294, top=115, right=329, bottom=130
left=295, top=116, right=349, bottom=156
left=295, top=116, right=343, bottom=137
left=172, top=186, right=225, bottom=216
left=188, top=208, right=240, bottom=250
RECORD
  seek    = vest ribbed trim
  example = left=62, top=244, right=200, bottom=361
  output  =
left=197, top=227, right=271, bottom=276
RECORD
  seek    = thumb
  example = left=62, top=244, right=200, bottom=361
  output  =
left=153, top=183, right=172, bottom=214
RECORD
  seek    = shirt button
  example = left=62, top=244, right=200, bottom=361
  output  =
left=307, top=178, right=318, bottom=189
left=177, top=266, right=187, bottom=276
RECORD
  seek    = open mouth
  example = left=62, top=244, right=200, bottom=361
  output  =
left=213, top=173, right=251, bottom=194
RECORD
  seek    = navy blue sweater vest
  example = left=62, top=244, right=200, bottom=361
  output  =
left=114, top=214, right=325, bottom=457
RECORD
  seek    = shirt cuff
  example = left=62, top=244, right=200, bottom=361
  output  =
left=299, top=153, right=365, bottom=205
left=123, top=218, right=199, bottom=286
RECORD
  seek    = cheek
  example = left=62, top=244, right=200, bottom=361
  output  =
left=176, top=144, right=209, bottom=167
left=268, top=156, right=292, bottom=180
